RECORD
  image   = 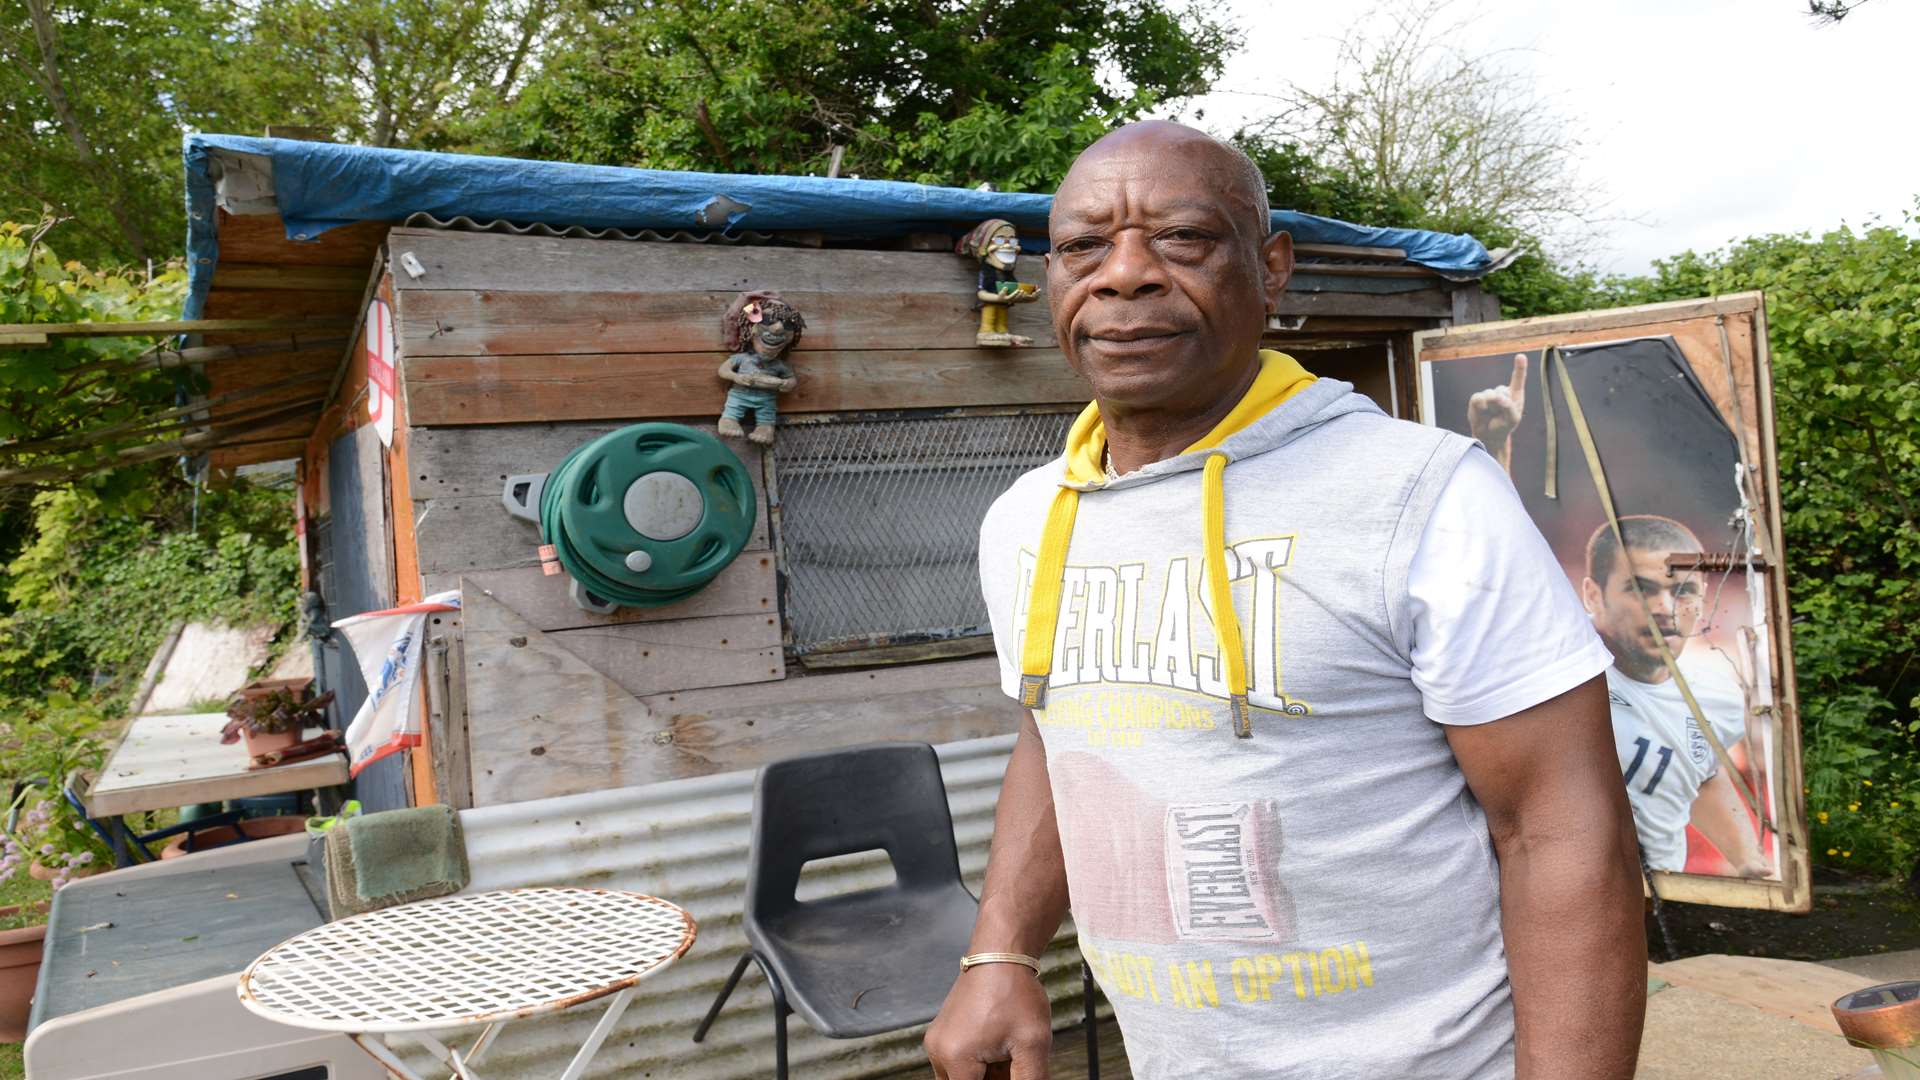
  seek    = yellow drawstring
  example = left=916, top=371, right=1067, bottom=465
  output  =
left=1016, top=454, right=1253, bottom=737
left=1201, top=454, right=1253, bottom=737
left=1016, top=351, right=1312, bottom=731
left=1018, top=486, right=1080, bottom=708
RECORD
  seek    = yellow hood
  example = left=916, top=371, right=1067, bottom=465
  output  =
left=1019, top=351, right=1317, bottom=737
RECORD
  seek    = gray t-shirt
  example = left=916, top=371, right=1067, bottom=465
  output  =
left=977, top=379, right=1608, bottom=1079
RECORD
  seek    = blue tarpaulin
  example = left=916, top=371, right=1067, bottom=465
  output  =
left=182, top=133, right=1493, bottom=318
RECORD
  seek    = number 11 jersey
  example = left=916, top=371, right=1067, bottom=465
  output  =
left=1605, top=655, right=1748, bottom=871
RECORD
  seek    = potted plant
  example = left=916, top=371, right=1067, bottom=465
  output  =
left=0, top=696, right=112, bottom=888
left=220, top=679, right=331, bottom=759
left=0, top=697, right=112, bottom=1038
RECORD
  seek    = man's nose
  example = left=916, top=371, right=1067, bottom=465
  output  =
left=1090, top=231, right=1168, bottom=300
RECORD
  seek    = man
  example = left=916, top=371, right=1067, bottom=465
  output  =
left=1582, top=516, right=1770, bottom=876
left=1466, top=358, right=1771, bottom=877
left=924, top=121, right=1645, bottom=1080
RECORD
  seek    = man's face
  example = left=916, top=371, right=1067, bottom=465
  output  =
left=1045, top=138, right=1290, bottom=413
left=1583, top=546, right=1705, bottom=676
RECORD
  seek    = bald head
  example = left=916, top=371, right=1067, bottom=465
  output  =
left=1042, top=119, right=1296, bottom=430
left=1057, top=121, right=1271, bottom=242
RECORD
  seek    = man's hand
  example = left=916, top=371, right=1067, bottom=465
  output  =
left=924, top=964, right=1054, bottom=1080
left=925, top=711, right=1069, bottom=1079
left=1466, top=353, right=1529, bottom=472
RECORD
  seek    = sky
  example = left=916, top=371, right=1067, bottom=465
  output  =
left=1171, top=0, right=1920, bottom=276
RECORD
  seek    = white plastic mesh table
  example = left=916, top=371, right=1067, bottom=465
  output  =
left=238, top=887, right=696, bottom=1080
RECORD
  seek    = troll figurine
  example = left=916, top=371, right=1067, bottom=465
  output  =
left=716, top=291, right=805, bottom=445
left=959, top=219, right=1040, bottom=347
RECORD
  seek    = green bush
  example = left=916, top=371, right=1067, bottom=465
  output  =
left=0, top=482, right=298, bottom=703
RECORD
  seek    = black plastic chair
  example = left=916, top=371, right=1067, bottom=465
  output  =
left=693, top=741, right=1100, bottom=1078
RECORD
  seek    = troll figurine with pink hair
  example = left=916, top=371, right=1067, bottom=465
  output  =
left=716, top=291, right=805, bottom=445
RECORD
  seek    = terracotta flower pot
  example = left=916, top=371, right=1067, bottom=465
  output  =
left=0, top=904, right=49, bottom=1043
left=159, top=815, right=309, bottom=860
left=26, top=860, right=105, bottom=884
left=241, top=725, right=305, bottom=758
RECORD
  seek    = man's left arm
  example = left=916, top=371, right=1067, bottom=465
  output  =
left=1445, top=675, right=1646, bottom=1080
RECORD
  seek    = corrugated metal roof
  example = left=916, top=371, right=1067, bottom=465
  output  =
left=403, top=212, right=776, bottom=245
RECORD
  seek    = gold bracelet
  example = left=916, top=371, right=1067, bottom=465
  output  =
left=959, top=951, right=1042, bottom=974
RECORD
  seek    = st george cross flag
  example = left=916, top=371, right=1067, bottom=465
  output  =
left=333, top=591, right=461, bottom=777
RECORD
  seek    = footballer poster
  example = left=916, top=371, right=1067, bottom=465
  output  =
left=1414, top=294, right=1807, bottom=912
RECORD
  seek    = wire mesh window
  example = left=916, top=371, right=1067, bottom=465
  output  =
left=774, top=410, right=1076, bottom=654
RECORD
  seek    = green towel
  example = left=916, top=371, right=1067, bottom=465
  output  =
left=323, top=805, right=469, bottom=918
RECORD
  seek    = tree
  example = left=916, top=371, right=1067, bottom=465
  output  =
left=244, top=0, right=564, bottom=148
left=0, top=0, right=264, bottom=265
left=477, top=0, right=1232, bottom=189
left=0, top=219, right=192, bottom=499
left=1226, top=1, right=1612, bottom=320
left=1260, top=1, right=1598, bottom=246
left=1808, top=0, right=1877, bottom=23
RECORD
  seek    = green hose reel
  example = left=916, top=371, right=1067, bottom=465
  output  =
left=502, top=424, right=756, bottom=612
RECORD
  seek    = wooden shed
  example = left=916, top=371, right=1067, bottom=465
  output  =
left=179, top=135, right=1510, bottom=812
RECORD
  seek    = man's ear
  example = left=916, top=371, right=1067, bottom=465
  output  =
left=1579, top=576, right=1602, bottom=617
left=1261, top=230, right=1295, bottom=313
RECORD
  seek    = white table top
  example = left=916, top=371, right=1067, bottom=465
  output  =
left=83, top=712, right=348, bottom=818
left=237, top=888, right=697, bottom=1034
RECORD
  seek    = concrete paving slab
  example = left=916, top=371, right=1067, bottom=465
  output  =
left=1651, top=954, right=1870, bottom=1035
left=1636, top=985, right=1877, bottom=1079
left=1823, top=949, right=1920, bottom=986
left=145, top=620, right=277, bottom=711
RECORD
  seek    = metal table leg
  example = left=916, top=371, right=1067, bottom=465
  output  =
left=346, top=985, right=635, bottom=1080
left=351, top=1033, right=435, bottom=1080
left=558, top=985, right=636, bottom=1080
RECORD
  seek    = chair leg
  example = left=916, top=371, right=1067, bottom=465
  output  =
left=693, top=953, right=755, bottom=1043
left=760, top=958, right=793, bottom=1080
left=1084, top=960, right=1100, bottom=1080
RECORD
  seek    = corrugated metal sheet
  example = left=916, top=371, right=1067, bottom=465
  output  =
left=385, top=734, right=1088, bottom=1078
left=402, top=211, right=775, bottom=245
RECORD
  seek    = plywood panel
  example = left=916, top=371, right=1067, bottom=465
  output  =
left=405, top=348, right=1088, bottom=426
left=386, top=227, right=1041, bottom=295
left=209, top=437, right=308, bottom=470
left=1273, top=287, right=1450, bottom=319
left=213, top=263, right=368, bottom=292
left=462, top=586, right=1022, bottom=804
left=398, top=287, right=1055, bottom=357
left=216, top=212, right=390, bottom=267
left=462, top=590, right=654, bottom=805
left=434, top=559, right=777, bottom=633
left=543, top=612, right=784, bottom=699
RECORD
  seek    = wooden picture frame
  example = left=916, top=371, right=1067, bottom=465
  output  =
left=1414, top=293, right=1810, bottom=913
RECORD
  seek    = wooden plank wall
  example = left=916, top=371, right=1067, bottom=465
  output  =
left=392, top=229, right=1478, bottom=802
left=389, top=228, right=1081, bottom=425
